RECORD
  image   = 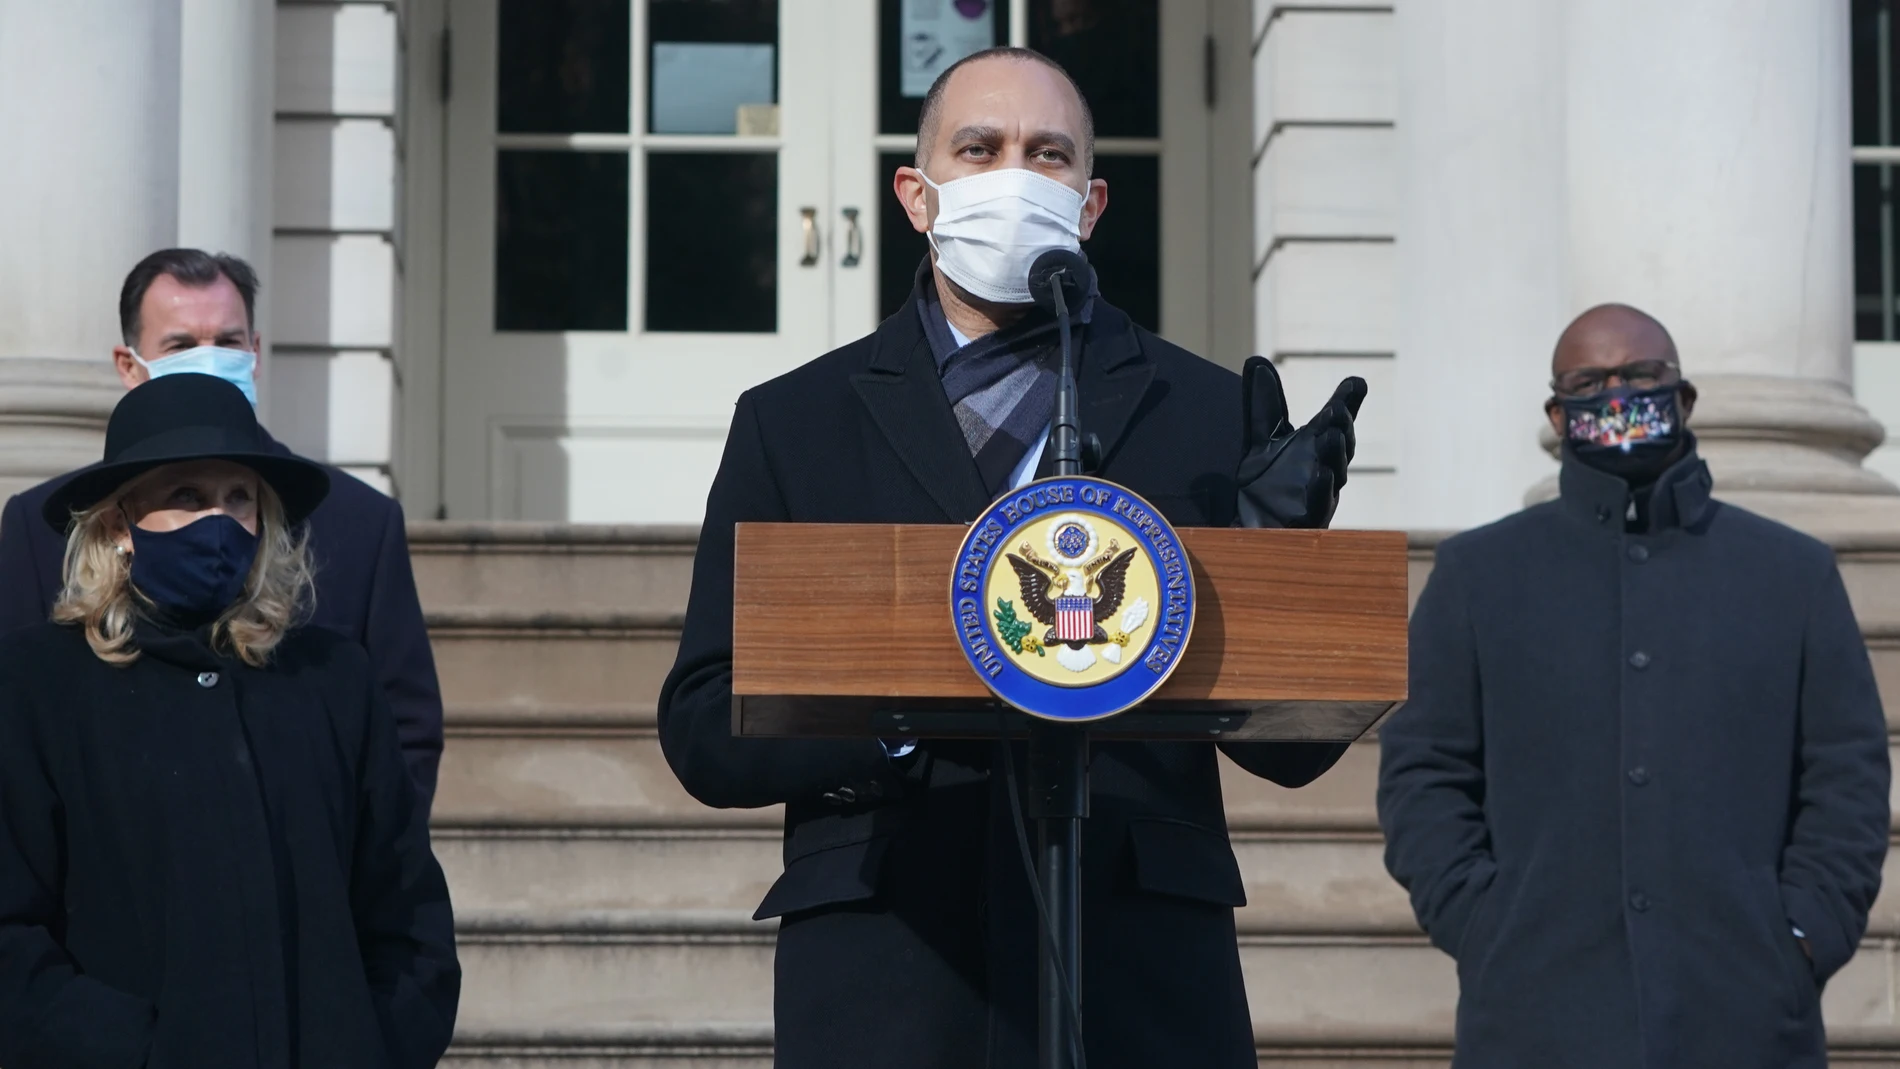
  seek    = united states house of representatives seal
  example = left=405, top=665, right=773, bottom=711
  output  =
left=950, top=475, right=1196, bottom=722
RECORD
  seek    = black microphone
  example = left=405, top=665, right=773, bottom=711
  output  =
left=1028, top=250, right=1089, bottom=477
left=1028, top=249, right=1090, bottom=317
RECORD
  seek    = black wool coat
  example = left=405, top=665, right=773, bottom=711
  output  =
left=659, top=283, right=1349, bottom=1069
left=0, top=437, right=445, bottom=813
left=1377, top=447, right=1891, bottom=1069
left=0, top=621, right=460, bottom=1069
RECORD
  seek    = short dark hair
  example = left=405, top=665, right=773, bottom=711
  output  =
left=118, top=248, right=261, bottom=347
left=916, top=47, right=1096, bottom=176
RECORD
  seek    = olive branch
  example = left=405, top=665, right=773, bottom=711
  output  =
left=994, top=598, right=1043, bottom=656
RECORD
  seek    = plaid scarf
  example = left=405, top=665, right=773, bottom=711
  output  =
left=918, top=262, right=1096, bottom=495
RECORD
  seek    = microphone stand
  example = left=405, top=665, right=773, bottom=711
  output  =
left=1029, top=273, right=1088, bottom=1069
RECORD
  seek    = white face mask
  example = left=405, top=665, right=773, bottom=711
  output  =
left=923, top=168, right=1086, bottom=305
left=131, top=345, right=259, bottom=406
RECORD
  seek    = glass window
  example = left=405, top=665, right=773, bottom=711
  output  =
left=649, top=0, right=778, bottom=136
left=880, top=153, right=932, bottom=316
left=646, top=153, right=778, bottom=332
left=1854, top=0, right=1900, bottom=340
left=1086, top=155, right=1159, bottom=332
left=496, top=151, right=630, bottom=331
left=497, top=0, right=630, bottom=134
left=879, top=0, right=1011, bottom=135
left=1031, top=0, right=1158, bottom=139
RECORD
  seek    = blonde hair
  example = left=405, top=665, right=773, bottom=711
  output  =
left=51, top=474, right=315, bottom=667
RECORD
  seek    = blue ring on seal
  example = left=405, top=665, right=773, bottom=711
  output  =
left=949, top=475, right=1196, bottom=723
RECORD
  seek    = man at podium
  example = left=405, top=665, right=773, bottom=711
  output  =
left=659, top=47, right=1366, bottom=1069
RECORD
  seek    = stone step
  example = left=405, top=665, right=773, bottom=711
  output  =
left=436, top=828, right=784, bottom=920
left=436, top=823, right=1900, bottom=947
left=404, top=527, right=1900, bottom=646
left=431, top=729, right=1380, bottom=833
left=410, top=523, right=699, bottom=618
left=435, top=729, right=781, bottom=830
left=440, top=1044, right=1900, bottom=1068
left=439, top=729, right=1900, bottom=842
left=431, top=613, right=677, bottom=726
left=414, top=530, right=1900, bottom=735
left=445, top=912, right=1899, bottom=1052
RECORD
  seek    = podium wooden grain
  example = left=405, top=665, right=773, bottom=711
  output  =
left=732, top=523, right=1409, bottom=742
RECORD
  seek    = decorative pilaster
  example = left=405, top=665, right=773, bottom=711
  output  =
left=1560, top=0, right=1900, bottom=533
left=0, top=0, right=185, bottom=499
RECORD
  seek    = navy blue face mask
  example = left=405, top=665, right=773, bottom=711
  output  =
left=127, top=513, right=259, bottom=619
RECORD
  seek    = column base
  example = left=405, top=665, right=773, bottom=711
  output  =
left=1526, top=374, right=1900, bottom=540
left=0, top=357, right=124, bottom=501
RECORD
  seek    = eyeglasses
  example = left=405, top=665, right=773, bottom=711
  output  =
left=1551, top=359, right=1681, bottom=398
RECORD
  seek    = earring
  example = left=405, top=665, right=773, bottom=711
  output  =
left=115, top=545, right=128, bottom=556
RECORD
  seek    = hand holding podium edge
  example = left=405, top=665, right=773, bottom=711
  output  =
left=1235, top=355, right=1369, bottom=530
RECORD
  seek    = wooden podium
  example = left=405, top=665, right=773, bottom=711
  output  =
left=730, top=520, right=1409, bottom=1068
left=732, top=522, right=1410, bottom=741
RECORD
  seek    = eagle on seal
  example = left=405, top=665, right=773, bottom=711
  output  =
left=1005, top=541, right=1138, bottom=650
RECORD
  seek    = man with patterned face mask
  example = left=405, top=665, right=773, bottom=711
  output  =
left=1377, top=303, right=1890, bottom=1068
left=0, top=248, right=445, bottom=815
left=661, top=47, right=1364, bottom=1069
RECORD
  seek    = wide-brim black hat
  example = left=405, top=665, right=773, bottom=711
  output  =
left=41, top=373, right=331, bottom=533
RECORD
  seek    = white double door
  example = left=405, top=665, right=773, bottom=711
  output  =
left=441, top=0, right=1227, bottom=522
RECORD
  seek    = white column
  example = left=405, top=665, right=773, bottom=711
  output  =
left=178, top=0, right=275, bottom=418
left=1394, top=0, right=1569, bottom=532
left=0, top=0, right=184, bottom=499
left=1565, top=0, right=1897, bottom=530
left=178, top=0, right=274, bottom=265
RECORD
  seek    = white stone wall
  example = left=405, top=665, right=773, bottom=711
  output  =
left=1858, top=343, right=1900, bottom=486
left=269, top=0, right=402, bottom=495
left=1250, top=2, right=1402, bottom=528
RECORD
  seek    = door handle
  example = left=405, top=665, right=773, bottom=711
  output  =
left=841, top=207, right=862, bottom=267
left=799, top=207, right=819, bottom=266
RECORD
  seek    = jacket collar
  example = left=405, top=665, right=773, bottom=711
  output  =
left=132, top=613, right=230, bottom=672
left=855, top=260, right=1155, bottom=519
left=1558, top=433, right=1714, bottom=532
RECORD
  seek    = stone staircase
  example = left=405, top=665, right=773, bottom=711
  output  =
left=411, top=522, right=1900, bottom=1068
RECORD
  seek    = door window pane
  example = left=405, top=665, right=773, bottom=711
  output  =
left=880, top=0, right=1011, bottom=135
left=498, top=0, right=630, bottom=134
left=1085, top=155, right=1158, bottom=332
left=1854, top=0, right=1900, bottom=339
left=880, top=153, right=932, bottom=316
left=649, top=0, right=778, bottom=136
left=496, top=151, right=630, bottom=331
left=1031, top=0, right=1158, bottom=138
left=646, top=153, right=778, bottom=332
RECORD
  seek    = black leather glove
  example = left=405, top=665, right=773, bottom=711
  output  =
left=1235, top=356, right=1368, bottom=529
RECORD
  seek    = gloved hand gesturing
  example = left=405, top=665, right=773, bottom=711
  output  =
left=1235, top=356, right=1368, bottom=529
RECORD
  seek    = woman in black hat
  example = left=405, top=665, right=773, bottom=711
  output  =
left=0, top=374, right=459, bottom=1067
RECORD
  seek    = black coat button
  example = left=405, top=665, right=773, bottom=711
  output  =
left=835, top=786, right=858, bottom=804
left=1629, top=891, right=1650, bottom=912
left=196, top=672, right=219, bottom=688
left=1595, top=505, right=1611, bottom=524
left=1628, top=767, right=1649, bottom=786
left=821, top=791, right=844, bottom=805
left=1628, top=651, right=1650, bottom=669
left=1628, top=544, right=1649, bottom=562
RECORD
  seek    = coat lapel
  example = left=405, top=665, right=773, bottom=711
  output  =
left=851, top=312, right=993, bottom=521
left=1074, top=303, right=1156, bottom=474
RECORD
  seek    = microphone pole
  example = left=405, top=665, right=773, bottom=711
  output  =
left=1025, top=249, right=1090, bottom=1069
left=1050, top=270, right=1080, bottom=477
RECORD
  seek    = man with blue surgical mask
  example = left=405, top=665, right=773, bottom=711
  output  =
left=0, top=248, right=445, bottom=815
left=660, top=47, right=1365, bottom=1069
